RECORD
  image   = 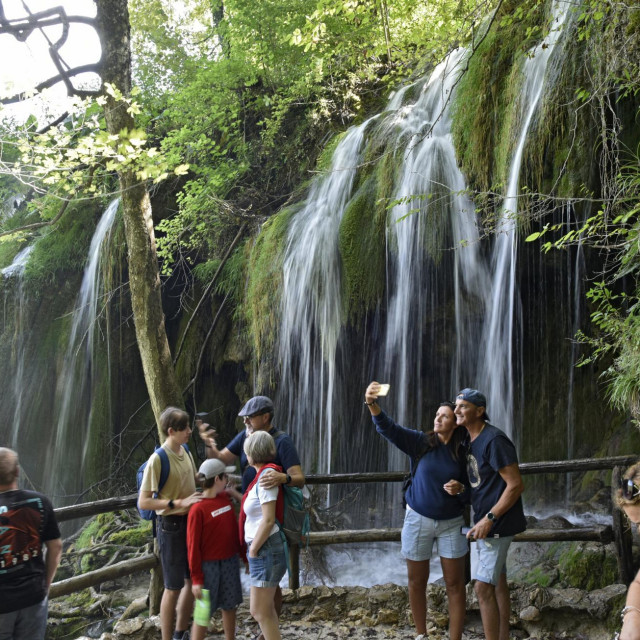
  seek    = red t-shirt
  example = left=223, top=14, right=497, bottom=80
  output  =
left=187, top=492, right=241, bottom=586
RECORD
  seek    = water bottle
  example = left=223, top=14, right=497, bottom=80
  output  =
left=194, top=588, right=210, bottom=627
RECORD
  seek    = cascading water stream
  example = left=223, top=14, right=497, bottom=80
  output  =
left=43, top=198, right=119, bottom=501
left=277, top=123, right=373, bottom=477
left=478, top=0, right=569, bottom=442
left=2, top=245, right=35, bottom=449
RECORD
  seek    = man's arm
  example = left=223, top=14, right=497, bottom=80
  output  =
left=44, top=538, right=63, bottom=589
left=260, top=463, right=304, bottom=489
left=469, top=463, right=524, bottom=540
left=138, top=490, right=202, bottom=512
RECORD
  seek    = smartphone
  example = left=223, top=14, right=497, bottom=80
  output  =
left=460, top=526, right=474, bottom=538
left=377, top=383, right=391, bottom=396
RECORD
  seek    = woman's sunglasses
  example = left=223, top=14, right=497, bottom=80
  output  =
left=620, top=477, right=640, bottom=500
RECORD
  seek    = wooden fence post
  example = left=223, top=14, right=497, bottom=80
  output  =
left=149, top=537, right=164, bottom=615
left=288, top=543, right=300, bottom=589
left=612, top=465, right=635, bottom=585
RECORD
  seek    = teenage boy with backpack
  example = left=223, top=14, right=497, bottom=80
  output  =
left=198, top=395, right=305, bottom=640
left=138, top=407, right=203, bottom=640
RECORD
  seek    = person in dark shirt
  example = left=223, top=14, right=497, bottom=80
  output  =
left=455, top=388, right=526, bottom=640
left=0, top=447, right=62, bottom=640
left=365, top=382, right=468, bottom=640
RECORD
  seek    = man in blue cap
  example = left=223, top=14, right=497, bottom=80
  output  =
left=455, top=388, right=526, bottom=640
left=198, top=395, right=304, bottom=640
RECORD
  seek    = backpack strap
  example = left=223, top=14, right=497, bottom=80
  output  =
left=156, top=443, right=192, bottom=495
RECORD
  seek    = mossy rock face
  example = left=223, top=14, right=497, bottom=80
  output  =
left=244, top=205, right=300, bottom=359
left=558, top=542, right=619, bottom=590
left=338, top=175, right=387, bottom=323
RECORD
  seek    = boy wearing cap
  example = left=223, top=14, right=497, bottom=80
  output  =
left=187, top=459, right=243, bottom=640
left=455, top=388, right=526, bottom=640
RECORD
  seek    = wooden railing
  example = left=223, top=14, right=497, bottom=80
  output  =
left=50, top=454, right=639, bottom=600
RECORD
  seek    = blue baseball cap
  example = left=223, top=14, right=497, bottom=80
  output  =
left=456, top=388, right=487, bottom=407
left=238, top=395, right=274, bottom=417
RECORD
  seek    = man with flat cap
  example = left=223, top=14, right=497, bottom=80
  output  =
left=454, top=388, right=526, bottom=640
left=198, top=395, right=304, bottom=640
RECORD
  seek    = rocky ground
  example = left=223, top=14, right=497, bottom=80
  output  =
left=58, top=579, right=625, bottom=640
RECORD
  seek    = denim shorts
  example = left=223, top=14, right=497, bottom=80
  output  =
left=0, top=597, right=47, bottom=640
left=472, top=535, right=514, bottom=585
left=247, top=532, right=287, bottom=588
left=157, top=515, right=191, bottom=590
left=401, top=507, right=467, bottom=561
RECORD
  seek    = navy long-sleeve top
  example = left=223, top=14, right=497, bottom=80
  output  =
left=373, top=411, right=467, bottom=520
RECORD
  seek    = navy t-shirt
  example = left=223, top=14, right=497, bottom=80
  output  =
left=0, top=489, right=61, bottom=613
left=373, top=411, right=467, bottom=520
left=466, top=423, right=526, bottom=536
left=227, top=426, right=301, bottom=492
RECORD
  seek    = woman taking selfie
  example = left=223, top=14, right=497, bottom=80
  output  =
left=364, top=381, right=468, bottom=640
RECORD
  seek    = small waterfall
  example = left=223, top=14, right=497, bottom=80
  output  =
left=277, top=124, right=372, bottom=477
left=2, top=245, right=35, bottom=450
left=477, top=0, right=569, bottom=442
left=44, top=198, right=119, bottom=501
left=382, top=50, right=491, bottom=433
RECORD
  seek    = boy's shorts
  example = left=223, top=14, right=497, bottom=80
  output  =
left=401, top=508, right=467, bottom=561
left=202, top=556, right=243, bottom=612
left=157, top=515, right=190, bottom=590
left=472, top=536, right=514, bottom=585
left=247, top=532, right=287, bottom=588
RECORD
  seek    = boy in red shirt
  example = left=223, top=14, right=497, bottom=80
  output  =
left=187, top=458, right=243, bottom=640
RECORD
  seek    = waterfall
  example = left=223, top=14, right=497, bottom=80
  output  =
left=2, top=245, right=35, bottom=450
left=43, top=198, right=119, bottom=501
left=268, top=1, right=573, bottom=526
left=277, top=123, right=373, bottom=477
left=477, top=0, right=570, bottom=442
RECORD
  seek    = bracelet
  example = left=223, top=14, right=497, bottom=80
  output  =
left=622, top=605, right=640, bottom=619
left=364, top=400, right=376, bottom=406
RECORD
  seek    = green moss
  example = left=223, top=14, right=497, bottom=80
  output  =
left=109, top=521, right=153, bottom=547
left=245, top=205, right=300, bottom=358
left=0, top=237, right=26, bottom=270
left=521, top=565, right=555, bottom=587
left=316, top=132, right=347, bottom=173
left=338, top=175, right=387, bottom=322
left=558, top=542, right=619, bottom=590
left=76, top=513, right=117, bottom=549
left=23, top=200, right=105, bottom=295
left=451, top=0, right=549, bottom=193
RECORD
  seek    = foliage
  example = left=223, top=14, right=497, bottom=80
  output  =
left=522, top=0, right=640, bottom=420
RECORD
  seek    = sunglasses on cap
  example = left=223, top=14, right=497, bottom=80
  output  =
left=620, top=477, right=640, bottom=500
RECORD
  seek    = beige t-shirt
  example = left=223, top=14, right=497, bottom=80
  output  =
left=140, top=443, right=196, bottom=516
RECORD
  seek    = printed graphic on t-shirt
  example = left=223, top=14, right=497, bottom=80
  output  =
left=0, top=498, right=44, bottom=572
left=467, top=454, right=481, bottom=488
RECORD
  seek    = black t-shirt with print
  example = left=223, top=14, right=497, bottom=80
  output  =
left=0, top=489, right=61, bottom=613
left=466, top=423, right=526, bottom=536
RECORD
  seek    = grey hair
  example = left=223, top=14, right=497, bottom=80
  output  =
left=243, top=430, right=276, bottom=464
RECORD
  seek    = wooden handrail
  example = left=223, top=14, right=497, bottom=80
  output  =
left=48, top=454, right=637, bottom=597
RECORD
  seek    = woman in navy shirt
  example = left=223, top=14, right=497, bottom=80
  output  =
left=365, top=382, right=468, bottom=640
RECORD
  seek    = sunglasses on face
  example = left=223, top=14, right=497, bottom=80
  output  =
left=620, top=477, right=640, bottom=500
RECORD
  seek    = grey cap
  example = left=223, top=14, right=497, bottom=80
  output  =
left=238, top=395, right=274, bottom=417
left=198, top=458, right=236, bottom=479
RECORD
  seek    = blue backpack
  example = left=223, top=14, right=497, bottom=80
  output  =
left=280, top=483, right=310, bottom=546
left=136, top=444, right=191, bottom=520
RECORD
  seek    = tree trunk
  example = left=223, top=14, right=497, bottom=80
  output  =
left=94, top=0, right=182, bottom=434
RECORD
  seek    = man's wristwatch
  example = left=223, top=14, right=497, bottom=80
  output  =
left=486, top=511, right=496, bottom=521
left=285, top=474, right=292, bottom=485
left=168, top=499, right=175, bottom=510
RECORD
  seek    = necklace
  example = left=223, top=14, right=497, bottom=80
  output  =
left=471, top=421, right=486, bottom=442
